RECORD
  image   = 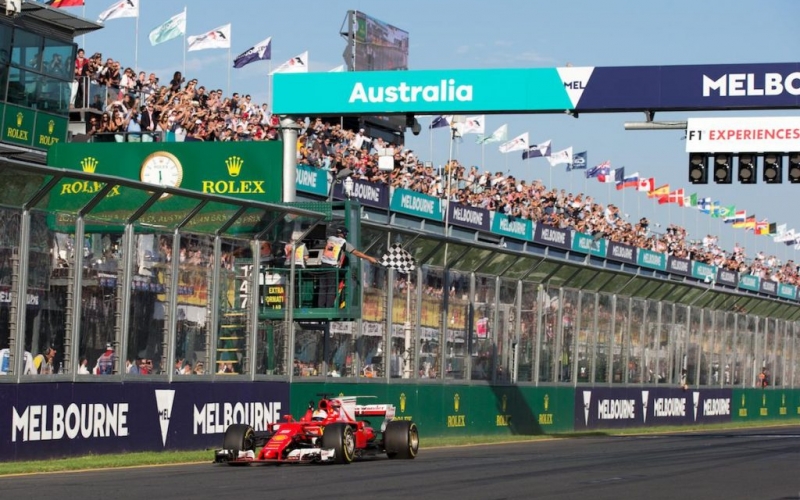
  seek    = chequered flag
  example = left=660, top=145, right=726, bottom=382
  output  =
left=379, top=244, right=416, bottom=274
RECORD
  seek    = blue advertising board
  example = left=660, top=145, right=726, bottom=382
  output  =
left=606, top=241, right=637, bottom=265
left=533, top=224, right=571, bottom=251
left=447, top=203, right=491, bottom=232
left=331, top=178, right=389, bottom=209
left=0, top=381, right=288, bottom=462
left=575, top=388, right=732, bottom=430
left=274, top=63, right=800, bottom=116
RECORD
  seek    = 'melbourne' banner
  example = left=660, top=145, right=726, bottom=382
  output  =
left=571, top=232, right=606, bottom=257
left=533, top=224, right=571, bottom=251
left=667, top=256, right=692, bottom=277
left=296, top=163, right=328, bottom=197
left=491, top=213, right=532, bottom=240
left=637, top=249, right=667, bottom=271
left=389, top=188, right=442, bottom=221
left=331, top=178, right=389, bottom=209
left=606, top=241, right=637, bottom=265
left=739, top=274, right=760, bottom=292
left=778, top=283, right=798, bottom=301
left=715, top=268, right=739, bottom=288
left=447, top=203, right=490, bottom=232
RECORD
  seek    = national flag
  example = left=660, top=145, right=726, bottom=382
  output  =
left=270, top=51, right=308, bottom=75
left=98, top=0, right=139, bottom=22
left=457, top=115, right=485, bottom=135
left=637, top=177, right=654, bottom=193
left=476, top=124, right=507, bottom=144
left=698, top=197, right=712, bottom=213
left=767, top=222, right=777, bottom=235
left=233, top=36, right=272, bottom=69
left=188, top=24, right=231, bottom=51
left=684, top=193, right=698, bottom=208
left=585, top=160, right=610, bottom=179
left=429, top=115, right=452, bottom=129
left=379, top=244, right=417, bottom=274
left=328, top=65, right=345, bottom=72
left=734, top=215, right=756, bottom=229
left=547, top=147, right=572, bottom=167
left=499, top=132, right=529, bottom=154
left=658, top=188, right=685, bottom=205
left=713, top=204, right=736, bottom=219
left=599, top=167, right=623, bottom=184
left=724, top=210, right=746, bottom=224
left=522, top=139, right=552, bottom=160
left=617, top=171, right=640, bottom=190
left=754, top=219, right=770, bottom=235
left=149, top=10, right=186, bottom=46
left=567, top=150, right=587, bottom=171
left=648, top=184, right=669, bottom=198
left=47, top=0, right=84, bottom=7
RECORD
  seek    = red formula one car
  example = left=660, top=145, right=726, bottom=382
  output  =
left=214, top=395, right=419, bottom=465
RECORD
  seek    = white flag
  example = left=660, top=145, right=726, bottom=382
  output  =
left=270, top=51, right=308, bottom=75
left=98, top=0, right=139, bottom=23
left=547, top=147, right=573, bottom=167
left=459, top=115, right=485, bottom=135
left=329, top=65, right=346, bottom=72
left=477, top=124, right=507, bottom=144
left=188, top=24, right=231, bottom=51
left=499, top=132, right=529, bottom=154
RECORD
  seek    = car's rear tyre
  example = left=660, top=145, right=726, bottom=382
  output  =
left=384, top=420, right=419, bottom=459
left=321, top=423, right=355, bottom=464
left=223, top=423, right=255, bottom=454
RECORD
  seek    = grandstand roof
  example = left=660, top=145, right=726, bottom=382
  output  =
left=10, top=0, right=102, bottom=37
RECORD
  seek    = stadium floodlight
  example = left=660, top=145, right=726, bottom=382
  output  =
left=713, top=154, right=732, bottom=184
left=763, top=153, right=782, bottom=184
left=688, top=153, right=708, bottom=184
left=737, top=153, right=756, bottom=184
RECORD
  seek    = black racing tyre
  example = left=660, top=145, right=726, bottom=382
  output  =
left=223, top=423, right=255, bottom=453
left=384, top=420, right=419, bottom=459
left=321, top=423, right=355, bottom=464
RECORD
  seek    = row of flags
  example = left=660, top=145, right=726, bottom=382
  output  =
left=429, top=114, right=800, bottom=248
left=48, top=0, right=310, bottom=74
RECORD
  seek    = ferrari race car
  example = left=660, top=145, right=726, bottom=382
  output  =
left=213, top=395, right=419, bottom=465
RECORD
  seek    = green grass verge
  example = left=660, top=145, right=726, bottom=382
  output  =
left=1, top=420, right=797, bottom=477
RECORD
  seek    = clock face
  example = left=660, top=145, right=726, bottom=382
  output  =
left=140, top=152, right=183, bottom=198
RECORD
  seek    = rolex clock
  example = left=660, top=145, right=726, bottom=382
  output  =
left=140, top=151, right=183, bottom=198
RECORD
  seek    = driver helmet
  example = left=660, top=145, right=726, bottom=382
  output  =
left=312, top=409, right=327, bottom=421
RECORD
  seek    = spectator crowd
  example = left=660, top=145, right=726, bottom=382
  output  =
left=70, top=48, right=800, bottom=288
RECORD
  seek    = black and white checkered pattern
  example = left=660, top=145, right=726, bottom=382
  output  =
left=379, top=244, right=416, bottom=274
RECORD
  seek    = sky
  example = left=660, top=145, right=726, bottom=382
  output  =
left=70, top=0, right=800, bottom=260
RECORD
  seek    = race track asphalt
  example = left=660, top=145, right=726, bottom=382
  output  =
left=2, top=426, right=799, bottom=500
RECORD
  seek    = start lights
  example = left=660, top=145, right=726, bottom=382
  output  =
left=689, top=152, right=800, bottom=184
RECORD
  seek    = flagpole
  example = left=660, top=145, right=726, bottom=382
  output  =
left=227, top=45, right=231, bottom=97
left=81, top=4, right=86, bottom=49
left=429, top=117, right=434, bottom=168
left=182, top=6, right=187, bottom=77
left=268, top=61, right=272, bottom=111
left=134, top=11, right=140, bottom=73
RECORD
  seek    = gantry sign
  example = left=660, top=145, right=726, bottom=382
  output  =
left=272, top=62, right=800, bottom=116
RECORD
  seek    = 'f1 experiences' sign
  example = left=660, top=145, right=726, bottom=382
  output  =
left=685, top=116, right=800, bottom=153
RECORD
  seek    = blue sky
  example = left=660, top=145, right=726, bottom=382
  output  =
left=74, top=0, right=799, bottom=259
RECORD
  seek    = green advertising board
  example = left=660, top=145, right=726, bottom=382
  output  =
left=290, top=382, right=574, bottom=438
left=637, top=248, right=667, bottom=271
left=739, top=274, right=760, bottom=292
left=390, top=187, right=442, bottom=221
left=731, top=389, right=800, bottom=423
left=492, top=213, right=532, bottom=240
left=44, top=142, right=283, bottom=232
left=571, top=231, right=607, bottom=257
left=691, top=261, right=716, bottom=282
left=0, top=104, right=67, bottom=150
left=295, top=163, right=328, bottom=196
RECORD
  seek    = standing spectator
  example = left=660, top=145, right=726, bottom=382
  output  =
left=95, top=344, right=115, bottom=375
left=73, top=48, right=88, bottom=107
left=169, top=70, right=184, bottom=94
left=317, top=227, right=378, bottom=308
